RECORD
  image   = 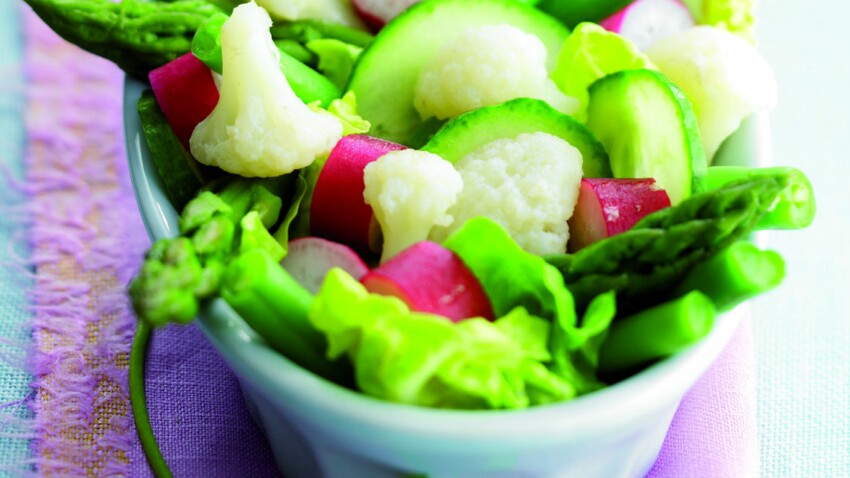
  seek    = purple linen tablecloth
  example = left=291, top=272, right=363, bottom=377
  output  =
left=16, top=6, right=758, bottom=477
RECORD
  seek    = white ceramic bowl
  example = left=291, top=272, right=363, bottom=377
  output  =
left=124, top=78, right=764, bottom=478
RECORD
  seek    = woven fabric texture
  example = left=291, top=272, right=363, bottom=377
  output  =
left=0, top=0, right=35, bottom=474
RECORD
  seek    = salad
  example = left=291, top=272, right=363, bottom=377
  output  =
left=25, top=0, right=814, bottom=473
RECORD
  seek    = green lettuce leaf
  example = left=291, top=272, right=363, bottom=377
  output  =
left=682, top=0, right=756, bottom=41
left=306, top=38, right=363, bottom=90
left=551, top=22, right=656, bottom=122
left=326, top=91, right=371, bottom=136
left=309, top=268, right=578, bottom=409
left=442, top=217, right=616, bottom=395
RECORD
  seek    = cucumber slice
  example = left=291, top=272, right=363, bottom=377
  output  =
left=586, top=69, right=706, bottom=205
left=346, top=0, right=569, bottom=147
left=423, top=98, right=612, bottom=178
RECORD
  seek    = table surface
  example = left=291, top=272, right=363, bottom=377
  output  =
left=750, top=2, right=850, bottom=475
left=0, top=0, right=848, bottom=476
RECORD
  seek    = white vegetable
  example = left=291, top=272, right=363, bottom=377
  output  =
left=430, top=132, right=583, bottom=256
left=363, top=149, right=463, bottom=263
left=256, top=0, right=366, bottom=29
left=647, top=25, right=777, bottom=162
left=413, top=25, right=578, bottom=121
left=189, top=2, right=343, bottom=178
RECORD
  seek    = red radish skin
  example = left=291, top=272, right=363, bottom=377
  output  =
left=600, top=0, right=694, bottom=50
left=310, top=134, right=406, bottom=255
left=281, top=237, right=370, bottom=294
left=567, top=178, right=671, bottom=252
left=351, top=0, right=421, bottom=30
left=148, top=53, right=220, bottom=152
left=360, top=241, right=494, bottom=322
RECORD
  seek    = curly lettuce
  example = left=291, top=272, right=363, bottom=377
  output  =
left=308, top=218, right=617, bottom=409
left=682, top=0, right=757, bottom=41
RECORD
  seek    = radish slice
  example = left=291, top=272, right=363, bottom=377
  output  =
left=310, top=134, right=406, bottom=255
left=567, top=178, right=671, bottom=252
left=360, top=241, right=494, bottom=322
left=282, top=237, right=370, bottom=294
left=351, top=0, right=421, bottom=30
left=600, top=0, right=694, bottom=51
left=148, top=53, right=220, bottom=152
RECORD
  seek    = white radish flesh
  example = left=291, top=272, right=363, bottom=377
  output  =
left=600, top=0, right=694, bottom=51
left=282, top=236, right=370, bottom=294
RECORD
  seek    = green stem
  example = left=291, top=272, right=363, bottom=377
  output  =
left=706, top=166, right=816, bottom=230
left=129, top=322, right=174, bottom=478
left=598, top=291, right=716, bottom=375
left=674, top=241, right=785, bottom=312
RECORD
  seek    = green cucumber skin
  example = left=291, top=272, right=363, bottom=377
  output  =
left=422, top=98, right=612, bottom=178
left=137, top=91, right=208, bottom=210
left=346, top=0, right=570, bottom=147
left=536, top=0, right=632, bottom=28
left=586, top=69, right=706, bottom=205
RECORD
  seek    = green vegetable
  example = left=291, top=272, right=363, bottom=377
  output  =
left=597, top=291, right=716, bottom=376
left=681, top=0, right=756, bottom=40
left=129, top=322, right=174, bottom=478
left=586, top=68, right=707, bottom=205
left=546, top=173, right=798, bottom=314
left=326, top=92, right=372, bottom=136
left=535, top=0, right=631, bottom=28
left=421, top=98, right=612, bottom=178
left=274, top=39, right=316, bottom=65
left=673, top=241, right=785, bottom=312
left=706, top=166, right=816, bottom=230
left=24, top=0, right=223, bottom=79
left=137, top=91, right=212, bottom=210
left=551, top=22, right=656, bottom=123
left=129, top=176, right=294, bottom=327
left=221, top=249, right=353, bottom=384
left=443, top=217, right=616, bottom=394
left=269, top=19, right=374, bottom=49
left=310, top=268, right=578, bottom=408
left=191, top=12, right=341, bottom=107
left=305, top=38, right=363, bottom=91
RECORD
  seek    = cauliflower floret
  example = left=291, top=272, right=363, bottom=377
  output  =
left=413, top=24, right=578, bottom=121
left=647, top=26, right=777, bottom=162
left=430, top=132, right=583, bottom=256
left=363, top=149, right=463, bottom=263
left=189, top=2, right=343, bottom=178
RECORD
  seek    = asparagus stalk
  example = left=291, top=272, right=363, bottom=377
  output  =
left=674, top=241, right=785, bottom=312
left=548, top=175, right=788, bottom=313
left=597, top=291, right=716, bottom=375
left=24, top=0, right=223, bottom=79
left=706, top=166, right=816, bottom=230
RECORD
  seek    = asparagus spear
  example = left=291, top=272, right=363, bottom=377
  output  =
left=706, top=166, right=816, bottom=230
left=597, top=291, right=716, bottom=376
left=673, top=240, right=785, bottom=313
left=547, top=172, right=795, bottom=314
left=129, top=176, right=292, bottom=326
left=24, top=0, right=223, bottom=79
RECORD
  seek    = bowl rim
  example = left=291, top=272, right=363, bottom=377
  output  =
left=123, top=76, right=752, bottom=441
